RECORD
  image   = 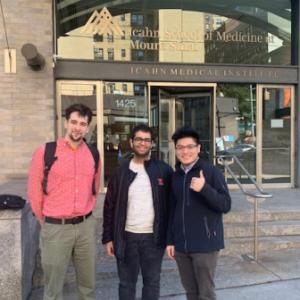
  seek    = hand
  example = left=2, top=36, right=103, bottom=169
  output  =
left=37, top=216, right=44, bottom=225
left=166, top=245, right=175, bottom=260
left=190, top=170, right=205, bottom=192
left=106, top=241, right=114, bottom=256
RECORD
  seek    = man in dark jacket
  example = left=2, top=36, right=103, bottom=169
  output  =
left=102, top=124, right=173, bottom=300
left=166, top=127, right=231, bottom=300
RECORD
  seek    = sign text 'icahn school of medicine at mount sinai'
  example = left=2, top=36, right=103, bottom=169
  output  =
left=82, top=8, right=276, bottom=52
left=130, top=28, right=275, bottom=51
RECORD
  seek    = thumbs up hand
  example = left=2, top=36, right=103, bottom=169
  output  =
left=190, top=170, right=205, bottom=192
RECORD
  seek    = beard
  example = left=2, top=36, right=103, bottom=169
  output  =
left=68, top=133, right=83, bottom=143
left=132, top=147, right=151, bottom=159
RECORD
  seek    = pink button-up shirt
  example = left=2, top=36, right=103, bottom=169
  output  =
left=27, top=137, right=101, bottom=223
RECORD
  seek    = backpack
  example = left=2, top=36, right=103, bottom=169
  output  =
left=42, top=141, right=99, bottom=195
left=0, top=194, right=26, bottom=210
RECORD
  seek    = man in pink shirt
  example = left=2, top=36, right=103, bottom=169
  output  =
left=28, top=103, right=100, bottom=300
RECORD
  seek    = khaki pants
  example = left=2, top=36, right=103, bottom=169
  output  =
left=40, top=215, right=97, bottom=300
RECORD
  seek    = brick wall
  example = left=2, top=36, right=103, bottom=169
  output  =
left=0, top=0, right=54, bottom=183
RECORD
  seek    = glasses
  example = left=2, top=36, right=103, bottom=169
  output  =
left=175, top=144, right=198, bottom=151
left=133, top=137, right=152, bottom=144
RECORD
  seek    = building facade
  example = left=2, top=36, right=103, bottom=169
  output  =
left=0, top=0, right=299, bottom=190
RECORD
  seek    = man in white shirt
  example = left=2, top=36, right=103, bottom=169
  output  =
left=102, top=124, right=173, bottom=300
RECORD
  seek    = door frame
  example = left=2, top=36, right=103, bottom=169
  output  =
left=56, top=80, right=105, bottom=191
left=158, top=88, right=177, bottom=167
left=148, top=81, right=217, bottom=163
left=257, top=84, right=295, bottom=188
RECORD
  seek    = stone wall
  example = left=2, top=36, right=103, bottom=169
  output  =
left=0, top=180, right=39, bottom=299
left=0, top=0, right=54, bottom=184
left=0, top=205, right=39, bottom=300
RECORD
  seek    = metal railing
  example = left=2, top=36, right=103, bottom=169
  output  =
left=217, top=154, right=272, bottom=261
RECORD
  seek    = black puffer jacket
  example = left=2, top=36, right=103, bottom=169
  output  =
left=102, top=158, right=173, bottom=260
left=167, top=158, right=231, bottom=253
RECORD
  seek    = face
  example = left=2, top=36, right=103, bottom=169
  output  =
left=130, top=130, right=152, bottom=158
left=175, top=137, right=200, bottom=166
left=64, top=111, right=89, bottom=144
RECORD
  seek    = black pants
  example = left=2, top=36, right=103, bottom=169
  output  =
left=175, top=250, right=219, bottom=300
left=117, top=232, right=164, bottom=300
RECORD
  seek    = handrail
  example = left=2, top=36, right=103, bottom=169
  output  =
left=217, top=154, right=272, bottom=199
left=217, top=154, right=272, bottom=261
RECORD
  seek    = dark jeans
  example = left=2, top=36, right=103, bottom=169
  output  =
left=117, top=232, right=164, bottom=300
left=175, top=250, right=219, bottom=300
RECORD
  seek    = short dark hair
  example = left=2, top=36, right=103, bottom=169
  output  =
left=171, top=127, right=200, bottom=145
left=65, top=103, right=93, bottom=124
left=130, top=124, right=153, bottom=140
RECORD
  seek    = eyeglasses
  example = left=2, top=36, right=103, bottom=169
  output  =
left=175, top=144, right=198, bottom=151
left=133, top=137, right=152, bottom=144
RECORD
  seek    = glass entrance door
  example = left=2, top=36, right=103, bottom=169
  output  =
left=215, top=84, right=257, bottom=185
left=158, top=89, right=181, bottom=167
left=215, top=84, right=294, bottom=187
left=257, top=85, right=295, bottom=186
left=149, top=83, right=216, bottom=168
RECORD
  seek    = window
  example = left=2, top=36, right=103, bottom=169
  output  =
left=56, top=2, right=291, bottom=65
left=132, top=50, right=144, bottom=61
left=131, top=14, right=144, bottom=26
left=94, top=48, right=103, bottom=60
left=121, top=30, right=126, bottom=40
left=106, top=83, right=115, bottom=94
left=107, top=33, right=114, bottom=42
left=134, top=84, right=145, bottom=96
left=121, top=49, right=126, bottom=58
left=93, top=34, right=103, bottom=42
left=108, top=48, right=114, bottom=61
left=103, top=81, right=148, bottom=186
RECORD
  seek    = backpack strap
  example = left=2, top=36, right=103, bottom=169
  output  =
left=86, top=143, right=100, bottom=195
left=42, top=142, right=58, bottom=195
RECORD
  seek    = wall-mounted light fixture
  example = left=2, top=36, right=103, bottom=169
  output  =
left=21, top=43, right=45, bottom=71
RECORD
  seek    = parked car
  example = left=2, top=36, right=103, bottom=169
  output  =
left=218, top=144, right=256, bottom=156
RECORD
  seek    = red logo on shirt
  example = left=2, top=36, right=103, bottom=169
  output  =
left=158, top=178, right=164, bottom=186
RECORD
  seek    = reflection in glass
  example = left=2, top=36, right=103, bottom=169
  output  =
left=262, top=87, right=291, bottom=183
left=216, top=84, right=257, bottom=184
left=56, top=1, right=291, bottom=65
left=150, top=86, right=212, bottom=168
left=103, top=81, right=148, bottom=185
left=60, top=83, right=97, bottom=146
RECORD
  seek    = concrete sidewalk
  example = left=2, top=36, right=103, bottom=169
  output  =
left=163, top=248, right=300, bottom=299
left=29, top=246, right=300, bottom=299
left=166, top=280, right=300, bottom=300
left=2, top=181, right=300, bottom=299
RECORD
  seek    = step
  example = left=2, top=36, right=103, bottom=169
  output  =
left=222, top=235, right=300, bottom=256
left=225, top=220, right=300, bottom=238
left=224, top=210, right=300, bottom=224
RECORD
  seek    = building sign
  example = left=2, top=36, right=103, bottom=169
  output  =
left=55, top=60, right=298, bottom=84
left=104, top=94, right=145, bottom=115
left=129, top=65, right=279, bottom=80
left=82, top=8, right=277, bottom=53
left=131, top=27, right=274, bottom=43
left=130, top=28, right=275, bottom=51
left=81, top=7, right=123, bottom=36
